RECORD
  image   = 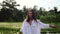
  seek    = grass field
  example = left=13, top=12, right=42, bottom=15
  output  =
left=0, top=22, right=22, bottom=34
left=0, top=22, right=60, bottom=34
left=0, top=22, right=22, bottom=29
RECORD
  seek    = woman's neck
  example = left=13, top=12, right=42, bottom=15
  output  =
left=29, top=19, right=33, bottom=25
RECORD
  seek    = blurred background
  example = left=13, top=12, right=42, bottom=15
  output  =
left=0, top=0, right=60, bottom=34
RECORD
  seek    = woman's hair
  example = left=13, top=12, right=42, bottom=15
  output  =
left=26, top=9, right=37, bottom=22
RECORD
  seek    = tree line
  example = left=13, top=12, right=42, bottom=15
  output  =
left=0, top=0, right=60, bottom=22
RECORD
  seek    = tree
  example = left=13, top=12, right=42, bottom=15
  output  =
left=39, top=7, right=43, bottom=15
left=0, top=0, right=20, bottom=22
left=33, top=5, right=37, bottom=12
left=54, top=7, right=58, bottom=13
left=23, top=6, right=27, bottom=19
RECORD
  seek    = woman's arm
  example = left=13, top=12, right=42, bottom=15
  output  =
left=19, top=19, right=27, bottom=34
left=38, top=20, right=50, bottom=28
left=37, top=19, right=57, bottom=28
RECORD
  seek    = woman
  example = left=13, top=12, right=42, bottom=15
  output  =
left=20, top=9, right=56, bottom=34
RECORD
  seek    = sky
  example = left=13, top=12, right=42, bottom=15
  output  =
left=0, top=0, right=60, bottom=11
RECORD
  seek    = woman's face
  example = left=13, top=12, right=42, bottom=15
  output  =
left=28, top=11, right=32, bottom=18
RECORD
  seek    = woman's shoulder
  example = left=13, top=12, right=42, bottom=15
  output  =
left=37, top=19, right=40, bottom=21
left=23, top=18, right=27, bottom=23
left=36, top=19, right=42, bottom=23
left=24, top=18, right=27, bottom=21
left=22, top=19, right=27, bottom=25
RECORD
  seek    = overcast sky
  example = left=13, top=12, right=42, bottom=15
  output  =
left=0, top=0, right=60, bottom=11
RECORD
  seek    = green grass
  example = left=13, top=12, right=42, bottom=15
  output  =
left=0, top=22, right=22, bottom=34
left=0, top=22, right=22, bottom=29
left=0, top=22, right=60, bottom=33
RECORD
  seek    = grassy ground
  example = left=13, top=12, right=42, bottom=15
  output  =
left=0, top=22, right=22, bottom=34
left=0, top=22, right=22, bottom=29
left=0, top=22, right=60, bottom=34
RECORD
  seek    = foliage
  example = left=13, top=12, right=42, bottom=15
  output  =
left=0, top=1, right=60, bottom=22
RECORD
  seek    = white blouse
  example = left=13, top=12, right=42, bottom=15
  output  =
left=20, top=19, right=50, bottom=34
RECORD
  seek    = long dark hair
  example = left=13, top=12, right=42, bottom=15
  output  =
left=26, top=9, right=37, bottom=22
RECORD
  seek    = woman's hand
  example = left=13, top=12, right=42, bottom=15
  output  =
left=49, top=24, right=57, bottom=28
left=19, top=32, right=22, bottom=34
